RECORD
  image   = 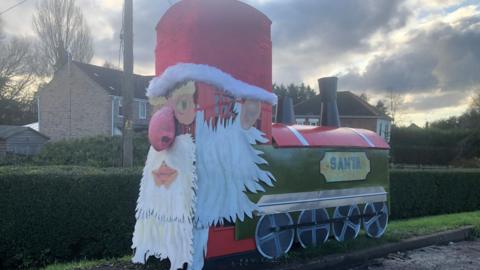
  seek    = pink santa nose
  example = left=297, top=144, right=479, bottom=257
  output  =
left=148, top=105, right=176, bottom=151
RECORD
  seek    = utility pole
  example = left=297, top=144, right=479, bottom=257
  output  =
left=122, top=0, right=134, bottom=167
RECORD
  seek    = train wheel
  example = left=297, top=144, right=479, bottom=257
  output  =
left=332, top=205, right=361, bottom=242
left=255, top=213, right=295, bottom=259
left=296, top=208, right=330, bottom=248
left=363, top=202, right=388, bottom=238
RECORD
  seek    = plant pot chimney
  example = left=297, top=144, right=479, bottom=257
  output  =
left=276, top=96, right=295, bottom=125
left=318, top=77, right=340, bottom=127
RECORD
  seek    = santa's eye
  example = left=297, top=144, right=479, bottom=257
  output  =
left=173, top=94, right=196, bottom=125
left=240, top=100, right=261, bottom=130
left=176, top=98, right=189, bottom=112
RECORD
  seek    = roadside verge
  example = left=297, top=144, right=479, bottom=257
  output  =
left=275, top=226, right=474, bottom=270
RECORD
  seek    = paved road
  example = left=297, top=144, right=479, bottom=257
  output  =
left=349, top=240, right=480, bottom=270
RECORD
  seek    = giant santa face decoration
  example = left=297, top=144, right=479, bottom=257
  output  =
left=132, top=63, right=277, bottom=270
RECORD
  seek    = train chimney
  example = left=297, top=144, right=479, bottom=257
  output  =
left=318, top=77, right=341, bottom=127
left=276, top=96, right=295, bottom=125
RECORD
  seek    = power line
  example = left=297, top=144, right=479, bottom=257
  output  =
left=0, top=0, right=28, bottom=16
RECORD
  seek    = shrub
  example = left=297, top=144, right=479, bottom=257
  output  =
left=0, top=166, right=141, bottom=269
left=390, top=170, right=480, bottom=219
left=1, top=167, right=479, bottom=268
left=390, top=127, right=471, bottom=165
left=33, top=135, right=149, bottom=167
left=0, top=153, right=35, bottom=166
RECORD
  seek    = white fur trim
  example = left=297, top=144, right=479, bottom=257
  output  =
left=146, top=63, right=277, bottom=105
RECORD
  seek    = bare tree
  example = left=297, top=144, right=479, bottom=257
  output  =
left=0, top=38, right=35, bottom=102
left=388, top=90, right=404, bottom=126
left=32, top=0, right=94, bottom=75
left=375, top=99, right=389, bottom=116
left=0, top=32, right=38, bottom=124
left=359, top=93, right=369, bottom=102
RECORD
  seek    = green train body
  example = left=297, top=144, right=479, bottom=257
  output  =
left=236, top=145, right=390, bottom=240
left=205, top=128, right=390, bottom=259
left=206, top=80, right=390, bottom=259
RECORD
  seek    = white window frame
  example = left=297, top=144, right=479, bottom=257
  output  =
left=376, top=119, right=391, bottom=142
left=309, top=118, right=319, bottom=126
left=296, top=118, right=305, bottom=125
left=117, top=98, right=123, bottom=117
left=139, top=100, right=147, bottom=120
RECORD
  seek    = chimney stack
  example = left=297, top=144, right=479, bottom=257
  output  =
left=276, top=96, right=295, bottom=125
left=318, top=77, right=340, bottom=127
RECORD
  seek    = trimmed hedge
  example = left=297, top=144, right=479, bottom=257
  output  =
left=389, top=127, right=471, bottom=165
left=0, top=166, right=141, bottom=269
left=33, top=135, right=149, bottom=167
left=390, top=170, right=480, bottom=219
left=0, top=167, right=479, bottom=268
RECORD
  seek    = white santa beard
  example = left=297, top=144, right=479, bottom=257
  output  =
left=132, top=134, right=196, bottom=270
left=191, top=106, right=275, bottom=270
left=194, top=107, right=274, bottom=227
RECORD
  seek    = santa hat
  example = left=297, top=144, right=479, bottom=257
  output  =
left=146, top=63, right=277, bottom=105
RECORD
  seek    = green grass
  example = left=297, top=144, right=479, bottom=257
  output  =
left=387, top=210, right=480, bottom=239
left=42, top=256, right=131, bottom=270
left=42, top=211, right=480, bottom=270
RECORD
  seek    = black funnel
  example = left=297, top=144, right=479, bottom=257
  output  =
left=318, top=77, right=340, bottom=127
left=276, top=96, right=295, bottom=125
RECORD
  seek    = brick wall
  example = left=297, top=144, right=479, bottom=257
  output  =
left=39, top=64, right=112, bottom=141
left=340, top=117, right=378, bottom=132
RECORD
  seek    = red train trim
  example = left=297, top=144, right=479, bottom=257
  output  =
left=272, top=123, right=390, bottom=149
left=206, top=226, right=256, bottom=258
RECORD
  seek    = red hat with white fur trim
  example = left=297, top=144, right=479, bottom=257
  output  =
left=149, top=0, right=276, bottom=140
left=146, top=63, right=277, bottom=105
left=148, top=0, right=276, bottom=105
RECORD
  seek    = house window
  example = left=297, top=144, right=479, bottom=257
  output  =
left=309, top=119, right=319, bottom=126
left=296, top=118, right=305, bottom=125
left=377, top=119, right=391, bottom=142
left=384, top=122, right=391, bottom=142
left=139, top=100, right=147, bottom=120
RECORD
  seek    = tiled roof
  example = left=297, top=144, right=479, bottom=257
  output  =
left=295, top=91, right=391, bottom=119
left=74, top=61, right=154, bottom=100
left=0, top=125, right=49, bottom=140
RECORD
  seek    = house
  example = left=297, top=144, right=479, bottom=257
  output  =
left=294, top=91, right=392, bottom=141
left=0, top=125, right=49, bottom=157
left=38, top=61, right=153, bottom=141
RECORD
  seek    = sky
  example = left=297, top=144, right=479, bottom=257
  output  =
left=1, top=0, right=479, bottom=126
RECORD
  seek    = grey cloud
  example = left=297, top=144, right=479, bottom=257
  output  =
left=340, top=16, right=480, bottom=94
left=131, top=1, right=173, bottom=72
left=256, top=0, right=409, bottom=54
left=248, top=0, right=411, bottom=83
left=87, top=0, right=174, bottom=74
left=403, top=92, right=466, bottom=111
left=90, top=0, right=411, bottom=79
